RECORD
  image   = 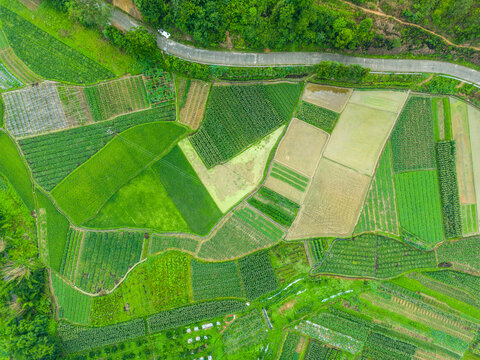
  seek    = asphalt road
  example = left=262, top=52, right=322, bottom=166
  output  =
left=111, top=10, right=480, bottom=87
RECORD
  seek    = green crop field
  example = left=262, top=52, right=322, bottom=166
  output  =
left=190, top=83, right=302, bottom=167
left=0, top=7, right=113, bottom=83
left=437, top=237, right=480, bottom=272
left=394, top=170, right=444, bottom=247
left=461, top=204, right=478, bottom=235
left=248, top=187, right=300, bottom=227
left=222, top=310, right=268, bottom=355
left=59, top=228, right=83, bottom=282
left=35, top=189, right=70, bottom=272
left=18, top=104, right=176, bottom=191
left=312, top=234, right=437, bottom=278
left=436, top=141, right=462, bottom=238
left=238, top=251, right=279, bottom=300
left=391, top=96, right=436, bottom=172
left=0, top=131, right=34, bottom=210
left=191, top=259, right=244, bottom=301
left=51, top=122, right=186, bottom=225
left=295, top=101, right=339, bottom=133
left=73, top=231, right=144, bottom=293
left=151, top=145, right=223, bottom=235
left=149, top=235, right=199, bottom=255
left=90, top=251, right=191, bottom=326
left=355, top=142, right=399, bottom=235
left=51, top=272, right=91, bottom=325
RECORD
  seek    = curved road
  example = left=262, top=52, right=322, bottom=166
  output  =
left=111, top=10, right=480, bottom=87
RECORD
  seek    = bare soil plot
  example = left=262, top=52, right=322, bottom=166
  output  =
left=287, top=158, right=371, bottom=239
left=180, top=126, right=284, bottom=212
left=57, top=85, right=94, bottom=126
left=323, top=102, right=400, bottom=176
left=348, top=90, right=409, bottom=113
left=113, top=0, right=142, bottom=19
left=3, top=82, right=69, bottom=138
left=274, top=118, right=328, bottom=177
left=179, top=79, right=210, bottom=129
left=302, top=83, right=352, bottom=113
left=468, top=104, right=480, bottom=226
left=451, top=98, right=475, bottom=204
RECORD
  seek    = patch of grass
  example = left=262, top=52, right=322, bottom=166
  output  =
left=443, top=98, right=452, bottom=141
left=51, top=122, right=186, bottom=225
left=85, top=167, right=190, bottom=232
left=0, top=131, right=34, bottom=210
left=152, top=145, right=223, bottom=235
left=90, top=251, right=192, bottom=326
left=35, top=189, right=70, bottom=272
left=0, top=0, right=136, bottom=77
left=296, top=101, right=339, bottom=133
left=0, top=6, right=114, bottom=83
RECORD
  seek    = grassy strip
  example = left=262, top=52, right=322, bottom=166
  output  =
left=443, top=98, right=453, bottom=141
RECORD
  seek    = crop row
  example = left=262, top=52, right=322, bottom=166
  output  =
left=144, top=68, right=175, bottom=105
left=305, top=340, right=342, bottom=360
left=361, top=331, right=416, bottom=360
left=18, top=103, right=175, bottom=190
left=0, top=6, right=113, bottom=83
left=74, top=231, right=144, bottom=293
left=0, top=62, right=21, bottom=90
left=238, top=251, right=278, bottom=300
left=51, top=273, right=91, bottom=325
left=313, top=234, right=437, bottom=278
left=391, top=96, right=436, bottom=172
left=279, top=332, right=302, bottom=360
left=146, top=299, right=247, bottom=333
left=248, top=186, right=300, bottom=227
left=191, top=259, right=244, bottom=301
left=59, top=228, right=83, bottom=282
left=435, top=141, right=462, bottom=238
left=58, top=319, right=146, bottom=353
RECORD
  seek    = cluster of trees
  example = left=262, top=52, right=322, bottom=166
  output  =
left=103, top=26, right=158, bottom=63
left=134, top=0, right=375, bottom=50
left=45, top=0, right=111, bottom=28
left=381, top=0, right=480, bottom=43
left=0, top=180, right=60, bottom=359
left=315, top=61, right=370, bottom=83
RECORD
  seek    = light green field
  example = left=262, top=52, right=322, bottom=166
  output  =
left=0, top=131, right=34, bottom=210
left=85, top=167, right=190, bottom=232
left=52, top=123, right=186, bottom=225
left=51, top=272, right=91, bottom=325
left=348, top=90, right=409, bottom=113
left=467, top=105, right=480, bottom=228
left=36, top=189, right=70, bottom=272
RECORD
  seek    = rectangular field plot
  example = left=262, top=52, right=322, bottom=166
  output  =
left=468, top=105, right=480, bottom=227
left=59, top=228, right=84, bottom=282
left=302, top=83, right=352, bottom=113
left=461, top=204, right=478, bottom=235
left=391, top=96, right=437, bottom=172
left=178, top=78, right=210, bottom=129
left=3, top=82, right=69, bottom=137
left=311, top=234, right=437, bottom=279
left=0, top=47, right=41, bottom=84
left=191, top=259, right=244, bottom=301
left=51, top=273, right=91, bottom=325
left=190, top=82, right=302, bottom=167
left=295, top=102, right=339, bottom=133
left=355, top=142, right=399, bottom=235
left=84, top=75, right=148, bottom=121
left=19, top=104, right=175, bottom=191
left=323, top=98, right=401, bottom=176
left=197, top=206, right=286, bottom=261
left=437, top=237, right=480, bottom=274
left=288, top=158, right=370, bottom=239
left=73, top=231, right=144, bottom=293
left=238, top=251, right=278, bottom=300
left=57, top=85, right=93, bottom=125
left=348, top=90, right=408, bottom=113
left=394, top=170, right=444, bottom=247
left=274, top=118, right=328, bottom=177
left=268, top=162, right=309, bottom=193
left=0, top=62, right=21, bottom=89
left=451, top=99, right=476, bottom=209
